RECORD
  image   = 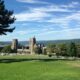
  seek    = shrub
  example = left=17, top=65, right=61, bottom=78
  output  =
left=48, top=54, right=52, bottom=57
left=47, top=44, right=56, bottom=53
left=1, top=45, right=12, bottom=53
left=34, top=46, right=42, bottom=54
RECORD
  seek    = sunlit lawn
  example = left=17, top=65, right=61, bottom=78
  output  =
left=0, top=55, right=80, bottom=80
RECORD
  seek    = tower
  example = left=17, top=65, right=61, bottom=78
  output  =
left=11, top=39, right=18, bottom=53
left=29, top=37, right=36, bottom=54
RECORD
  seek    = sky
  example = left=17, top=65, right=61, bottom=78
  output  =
left=0, top=0, right=80, bottom=41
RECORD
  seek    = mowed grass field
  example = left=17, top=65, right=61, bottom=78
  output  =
left=0, top=55, right=80, bottom=80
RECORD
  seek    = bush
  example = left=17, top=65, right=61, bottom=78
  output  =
left=47, top=44, right=56, bottom=53
left=34, top=46, right=42, bottom=54
left=48, top=54, right=52, bottom=57
left=67, top=42, right=77, bottom=57
left=1, top=45, right=12, bottom=53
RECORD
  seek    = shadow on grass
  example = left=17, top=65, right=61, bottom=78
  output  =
left=0, top=58, right=76, bottom=63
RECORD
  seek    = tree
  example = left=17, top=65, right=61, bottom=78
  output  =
left=68, top=42, right=77, bottom=57
left=0, top=0, right=15, bottom=35
left=1, top=45, right=12, bottom=53
left=47, top=44, right=56, bottom=57
left=54, top=44, right=62, bottom=57
left=47, top=44, right=56, bottom=53
left=76, top=44, right=80, bottom=57
left=34, top=45, right=42, bottom=54
left=57, top=43, right=67, bottom=56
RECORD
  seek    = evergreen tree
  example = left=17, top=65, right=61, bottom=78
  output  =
left=0, top=0, right=15, bottom=35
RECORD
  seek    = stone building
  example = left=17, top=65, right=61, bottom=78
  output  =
left=11, top=39, right=18, bottom=53
left=11, top=37, right=46, bottom=54
left=29, top=37, right=36, bottom=54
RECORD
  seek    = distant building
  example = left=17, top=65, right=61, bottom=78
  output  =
left=29, top=37, right=36, bottom=54
left=10, top=37, right=46, bottom=54
left=11, top=39, right=18, bottom=53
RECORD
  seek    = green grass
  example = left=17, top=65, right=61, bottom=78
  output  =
left=0, top=55, right=80, bottom=80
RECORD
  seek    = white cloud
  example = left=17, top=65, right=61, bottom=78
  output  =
left=17, top=0, right=80, bottom=8
left=31, top=5, right=72, bottom=12
left=15, top=10, right=80, bottom=32
left=15, top=1, right=80, bottom=22
left=60, top=1, right=80, bottom=8
left=15, top=10, right=51, bottom=21
left=21, top=23, right=28, bottom=26
left=14, top=1, right=80, bottom=31
left=37, top=28, right=80, bottom=39
left=27, top=1, right=80, bottom=13
left=1, top=1, right=80, bottom=41
left=46, top=11, right=80, bottom=28
left=16, top=29, right=39, bottom=35
left=15, top=11, right=80, bottom=29
left=17, top=31, right=27, bottom=35
left=14, top=6, right=71, bottom=22
left=15, top=25, right=56, bottom=36
left=66, top=12, right=80, bottom=21
left=16, top=0, right=49, bottom=4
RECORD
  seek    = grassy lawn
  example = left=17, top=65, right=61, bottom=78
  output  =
left=0, top=55, right=80, bottom=80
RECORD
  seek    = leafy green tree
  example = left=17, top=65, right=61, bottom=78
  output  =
left=68, top=42, right=77, bottom=57
left=0, top=0, right=15, bottom=35
left=47, top=44, right=56, bottom=53
left=42, top=47, right=47, bottom=55
left=47, top=44, right=56, bottom=57
left=54, top=45, right=61, bottom=57
left=76, top=44, right=80, bottom=57
left=58, top=43, right=67, bottom=56
left=34, top=45, right=42, bottom=54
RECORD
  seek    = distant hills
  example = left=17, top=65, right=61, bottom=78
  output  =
left=0, top=39, right=80, bottom=46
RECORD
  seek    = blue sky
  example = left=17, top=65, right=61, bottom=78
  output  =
left=0, top=0, right=80, bottom=41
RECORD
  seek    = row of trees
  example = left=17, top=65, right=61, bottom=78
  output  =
left=32, top=42, right=80, bottom=58
left=47, top=42, right=80, bottom=57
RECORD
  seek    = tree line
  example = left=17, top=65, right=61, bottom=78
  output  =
left=47, top=42, right=80, bottom=57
